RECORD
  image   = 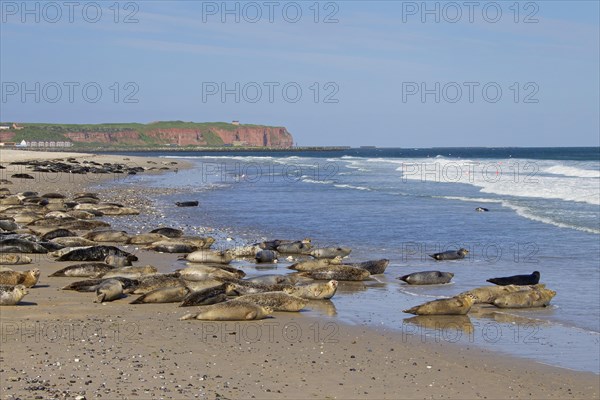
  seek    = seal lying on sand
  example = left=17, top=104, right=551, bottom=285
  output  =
left=127, top=233, right=168, bottom=245
left=289, top=256, right=343, bottom=271
left=84, top=230, right=130, bottom=243
left=0, top=285, right=28, bottom=305
left=0, top=269, right=40, bottom=287
left=493, top=287, right=556, bottom=308
left=177, top=265, right=244, bottom=281
left=343, top=259, right=389, bottom=275
left=237, top=292, right=307, bottom=312
left=429, top=248, right=469, bottom=261
left=101, top=265, right=158, bottom=279
left=246, top=275, right=298, bottom=285
left=179, top=300, right=273, bottom=321
left=61, top=277, right=138, bottom=292
left=56, top=246, right=138, bottom=262
left=283, top=280, right=339, bottom=300
left=131, top=286, right=191, bottom=304
left=276, top=240, right=312, bottom=254
left=398, top=271, right=454, bottom=285
left=299, top=265, right=369, bottom=281
left=179, top=283, right=232, bottom=307
left=50, top=237, right=97, bottom=247
left=0, top=254, right=32, bottom=265
left=487, top=271, right=540, bottom=286
left=310, top=247, right=352, bottom=259
left=403, top=294, right=476, bottom=315
left=50, top=263, right=114, bottom=278
left=94, top=279, right=123, bottom=303
left=104, top=255, right=132, bottom=268
left=0, top=239, right=48, bottom=254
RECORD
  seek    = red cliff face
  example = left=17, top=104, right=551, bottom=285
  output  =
left=62, top=126, right=294, bottom=147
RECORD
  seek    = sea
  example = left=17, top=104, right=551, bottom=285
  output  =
left=102, top=147, right=600, bottom=373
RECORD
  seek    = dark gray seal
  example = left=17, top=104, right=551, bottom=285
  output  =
left=343, top=259, right=389, bottom=275
left=255, top=250, right=278, bottom=263
left=429, top=248, right=469, bottom=261
left=149, top=227, right=183, bottom=238
left=179, top=283, right=231, bottom=307
left=56, top=246, right=138, bottom=262
left=398, top=271, right=454, bottom=285
left=175, top=201, right=199, bottom=207
left=487, top=271, right=540, bottom=286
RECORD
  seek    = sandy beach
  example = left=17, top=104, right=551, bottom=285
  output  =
left=1, top=149, right=598, bottom=400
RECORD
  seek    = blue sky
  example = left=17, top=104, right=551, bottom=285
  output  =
left=1, top=1, right=598, bottom=147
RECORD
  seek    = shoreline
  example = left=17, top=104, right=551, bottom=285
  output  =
left=1, top=149, right=599, bottom=399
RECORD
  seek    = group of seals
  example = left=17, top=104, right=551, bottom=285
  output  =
left=403, top=271, right=554, bottom=315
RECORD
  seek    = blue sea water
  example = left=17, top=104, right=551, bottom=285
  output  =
left=106, top=147, right=600, bottom=373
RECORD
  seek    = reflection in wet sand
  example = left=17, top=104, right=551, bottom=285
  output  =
left=403, top=315, right=474, bottom=335
left=472, top=306, right=551, bottom=326
left=306, top=300, right=337, bottom=316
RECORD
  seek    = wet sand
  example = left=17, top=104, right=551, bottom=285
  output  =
left=1, top=149, right=598, bottom=399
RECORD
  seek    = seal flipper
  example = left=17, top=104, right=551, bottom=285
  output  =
left=94, top=293, right=106, bottom=303
left=245, top=310, right=258, bottom=320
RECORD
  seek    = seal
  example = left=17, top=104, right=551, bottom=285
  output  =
left=185, top=249, right=233, bottom=264
left=104, top=255, right=133, bottom=268
left=84, top=230, right=130, bottom=243
left=226, top=281, right=290, bottom=296
left=246, top=275, right=298, bottom=285
left=403, top=294, right=476, bottom=315
left=276, top=240, right=312, bottom=254
left=343, top=259, right=389, bottom=275
left=300, top=265, right=370, bottom=281
left=94, top=279, right=124, bottom=303
left=0, top=254, right=32, bottom=265
left=0, top=269, right=40, bottom=287
left=398, top=271, right=454, bottom=285
left=145, top=239, right=208, bottom=253
left=255, top=250, right=278, bottom=263
left=50, top=263, right=115, bottom=278
left=283, top=280, right=338, bottom=300
left=429, top=248, right=469, bottom=261
left=475, top=207, right=489, bottom=212
left=50, top=237, right=97, bottom=247
left=288, top=256, right=343, bottom=272
left=487, top=271, right=540, bottom=286
left=0, top=238, right=48, bottom=254
left=310, top=247, right=352, bottom=259
left=149, top=227, right=183, bottom=238
left=56, top=246, right=138, bottom=262
left=0, top=219, right=19, bottom=231
left=230, top=244, right=262, bottom=258
left=179, top=283, right=232, bottom=307
left=61, top=277, right=139, bottom=292
left=130, top=286, right=191, bottom=304
left=237, top=292, right=307, bottom=312
left=176, top=265, right=242, bottom=281
left=127, top=233, right=168, bottom=245
left=493, top=287, right=556, bottom=308
left=175, top=201, right=199, bottom=207
left=128, top=274, right=185, bottom=294
left=101, top=265, right=158, bottom=279
left=458, top=284, right=544, bottom=304
left=0, top=284, right=28, bottom=306
left=179, top=300, right=273, bottom=321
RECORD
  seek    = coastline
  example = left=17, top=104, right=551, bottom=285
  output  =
left=1, top=149, right=598, bottom=400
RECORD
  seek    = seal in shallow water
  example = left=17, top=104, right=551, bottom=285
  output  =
left=429, top=248, right=469, bottom=261
left=179, top=300, right=273, bottom=321
left=487, top=271, right=540, bottom=286
left=299, top=265, right=369, bottom=281
left=0, top=284, right=28, bottom=305
left=398, top=271, right=454, bottom=285
left=493, top=287, right=555, bottom=308
left=283, top=280, right=338, bottom=300
left=403, top=294, right=476, bottom=315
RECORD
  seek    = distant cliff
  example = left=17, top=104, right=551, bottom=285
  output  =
left=0, top=121, right=294, bottom=148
